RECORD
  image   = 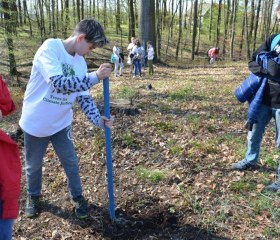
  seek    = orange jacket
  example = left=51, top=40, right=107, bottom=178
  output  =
left=0, top=75, right=21, bottom=219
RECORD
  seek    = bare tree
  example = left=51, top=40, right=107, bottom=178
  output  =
left=128, top=0, right=135, bottom=41
left=176, top=0, right=182, bottom=60
left=244, top=0, right=250, bottom=59
left=216, top=0, right=222, bottom=47
left=222, top=0, right=230, bottom=55
left=191, top=0, right=198, bottom=60
left=230, top=0, right=238, bottom=59
left=209, top=0, right=213, bottom=41
left=22, top=0, right=32, bottom=36
left=116, top=0, right=121, bottom=34
left=156, top=0, right=162, bottom=60
left=253, top=0, right=261, bottom=52
left=17, top=0, right=22, bottom=26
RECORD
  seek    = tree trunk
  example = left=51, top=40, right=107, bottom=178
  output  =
left=51, top=0, right=56, bottom=37
left=216, top=0, right=222, bottom=47
left=64, top=0, right=70, bottom=38
left=116, top=0, right=121, bottom=34
left=249, top=0, right=255, bottom=42
left=244, top=0, right=250, bottom=59
left=81, top=0, right=84, bottom=19
left=165, top=1, right=179, bottom=58
left=128, top=0, right=135, bottom=41
left=1, top=0, right=19, bottom=80
left=195, top=0, right=203, bottom=55
left=22, top=0, right=32, bottom=36
left=176, top=0, right=182, bottom=60
left=191, top=0, right=198, bottom=60
left=239, top=10, right=245, bottom=58
left=209, top=0, right=213, bottom=41
left=222, top=0, right=230, bottom=55
left=138, top=0, right=156, bottom=61
left=230, top=0, right=238, bottom=59
left=156, top=0, right=161, bottom=60
left=77, top=0, right=81, bottom=22
left=253, top=0, right=261, bottom=52
left=17, top=0, right=23, bottom=26
left=103, top=0, right=107, bottom=28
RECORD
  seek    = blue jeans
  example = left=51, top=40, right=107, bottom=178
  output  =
left=0, top=201, right=14, bottom=240
left=133, top=59, right=142, bottom=76
left=24, top=125, right=83, bottom=198
left=245, top=104, right=280, bottom=176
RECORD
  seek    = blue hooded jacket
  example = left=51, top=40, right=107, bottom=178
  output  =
left=235, top=36, right=280, bottom=130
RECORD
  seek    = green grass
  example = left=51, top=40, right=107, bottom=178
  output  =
left=169, top=86, right=192, bottom=100
left=136, top=167, right=166, bottom=183
left=122, top=131, right=136, bottom=147
left=229, top=180, right=256, bottom=193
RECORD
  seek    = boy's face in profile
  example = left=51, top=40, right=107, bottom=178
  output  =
left=76, top=34, right=97, bottom=56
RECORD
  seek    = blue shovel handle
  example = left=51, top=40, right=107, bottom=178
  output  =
left=103, top=77, right=116, bottom=221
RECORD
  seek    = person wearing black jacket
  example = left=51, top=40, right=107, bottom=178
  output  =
left=232, top=7, right=280, bottom=192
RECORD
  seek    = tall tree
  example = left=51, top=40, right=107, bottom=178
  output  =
left=249, top=0, right=255, bottom=41
left=128, top=0, right=135, bottom=41
left=103, top=0, right=107, bottom=28
left=51, top=0, right=56, bottom=37
left=230, top=0, right=238, bottom=59
left=195, top=0, right=203, bottom=54
left=64, top=0, right=70, bottom=38
left=216, top=0, right=222, bottom=47
left=244, top=0, right=250, bottom=59
left=17, top=0, right=22, bottom=26
left=116, top=0, right=121, bottom=34
left=1, top=0, right=19, bottom=79
left=191, top=0, right=198, bottom=60
left=156, top=0, right=162, bottom=60
left=209, top=0, right=213, bottom=41
left=222, top=0, right=230, bottom=55
left=176, top=0, right=182, bottom=60
left=253, top=0, right=261, bottom=52
left=77, top=0, right=81, bottom=22
left=138, top=0, right=156, bottom=61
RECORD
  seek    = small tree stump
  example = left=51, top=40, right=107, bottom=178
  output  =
left=101, top=99, right=140, bottom=116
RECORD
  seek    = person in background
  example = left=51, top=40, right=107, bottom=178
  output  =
left=208, top=47, right=219, bottom=64
left=147, top=41, right=155, bottom=75
left=19, top=18, right=113, bottom=220
left=0, top=75, right=21, bottom=240
left=132, top=39, right=143, bottom=78
left=232, top=5, right=280, bottom=192
left=127, top=37, right=136, bottom=74
left=112, top=40, right=123, bottom=77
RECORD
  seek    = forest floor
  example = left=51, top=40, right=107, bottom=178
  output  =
left=1, top=62, right=280, bottom=240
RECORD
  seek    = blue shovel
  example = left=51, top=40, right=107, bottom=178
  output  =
left=103, top=77, right=117, bottom=222
left=103, top=78, right=128, bottom=226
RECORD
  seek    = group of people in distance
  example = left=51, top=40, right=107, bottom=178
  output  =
left=2, top=4, right=280, bottom=239
left=112, top=37, right=155, bottom=78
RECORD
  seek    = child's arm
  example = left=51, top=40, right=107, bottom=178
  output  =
left=76, top=94, right=101, bottom=127
left=49, top=63, right=112, bottom=94
left=49, top=73, right=99, bottom=94
left=77, top=95, right=113, bottom=129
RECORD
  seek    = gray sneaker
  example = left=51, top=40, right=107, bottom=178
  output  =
left=71, top=195, right=89, bottom=219
left=25, top=195, right=40, bottom=218
left=232, top=159, right=257, bottom=170
left=264, top=179, right=280, bottom=192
